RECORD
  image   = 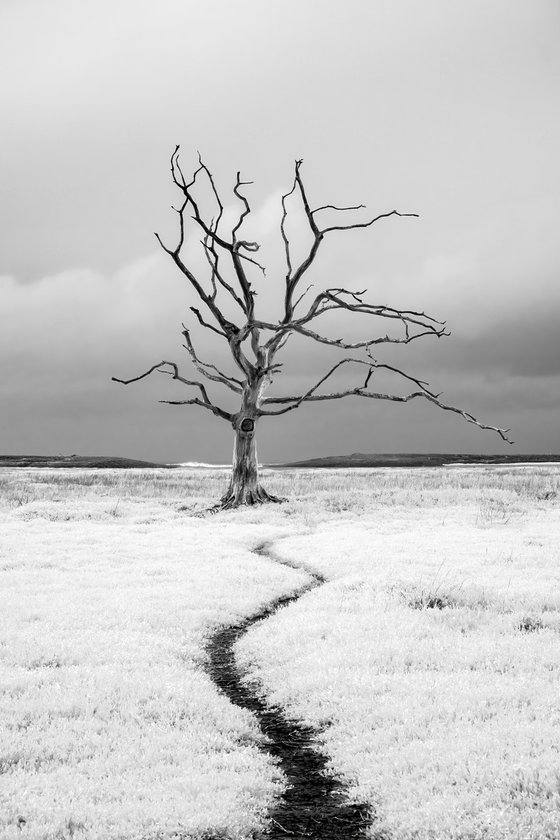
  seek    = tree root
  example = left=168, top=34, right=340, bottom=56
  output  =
left=177, top=486, right=286, bottom=516
left=212, top=485, right=286, bottom=511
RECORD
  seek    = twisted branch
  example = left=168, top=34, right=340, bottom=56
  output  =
left=279, top=160, right=420, bottom=326
left=112, top=361, right=233, bottom=422
left=259, top=357, right=512, bottom=443
left=181, top=327, right=243, bottom=393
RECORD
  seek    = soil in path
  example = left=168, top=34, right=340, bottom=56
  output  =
left=205, top=541, right=384, bottom=840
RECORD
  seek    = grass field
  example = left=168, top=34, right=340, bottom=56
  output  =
left=1, top=465, right=559, bottom=839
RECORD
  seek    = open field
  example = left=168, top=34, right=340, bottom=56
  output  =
left=1, top=466, right=560, bottom=839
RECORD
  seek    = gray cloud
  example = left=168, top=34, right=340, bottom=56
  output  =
left=1, top=0, right=559, bottom=459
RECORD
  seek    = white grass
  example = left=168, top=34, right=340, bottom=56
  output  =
left=237, top=468, right=560, bottom=840
left=0, top=472, right=308, bottom=840
left=1, top=465, right=560, bottom=839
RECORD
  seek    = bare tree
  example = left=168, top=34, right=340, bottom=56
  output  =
left=113, top=149, right=511, bottom=509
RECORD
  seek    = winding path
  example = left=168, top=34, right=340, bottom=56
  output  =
left=204, top=540, right=375, bottom=840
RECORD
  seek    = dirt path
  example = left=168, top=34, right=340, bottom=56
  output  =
left=204, top=540, right=377, bottom=840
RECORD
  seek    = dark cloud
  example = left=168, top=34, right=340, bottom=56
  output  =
left=1, top=0, right=560, bottom=457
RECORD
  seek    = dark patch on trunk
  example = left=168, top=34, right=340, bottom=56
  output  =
left=203, top=542, right=384, bottom=840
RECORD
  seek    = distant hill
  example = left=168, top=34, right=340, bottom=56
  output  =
left=4, top=453, right=559, bottom=470
left=279, top=453, right=560, bottom=469
left=0, top=455, right=170, bottom=469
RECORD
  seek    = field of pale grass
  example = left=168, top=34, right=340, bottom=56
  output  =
left=1, top=465, right=559, bottom=839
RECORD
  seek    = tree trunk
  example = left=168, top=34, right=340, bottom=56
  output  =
left=218, top=387, right=284, bottom=509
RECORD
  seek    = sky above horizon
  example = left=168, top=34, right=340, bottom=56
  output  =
left=1, top=0, right=559, bottom=463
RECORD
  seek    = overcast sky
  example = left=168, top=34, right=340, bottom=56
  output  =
left=1, top=0, right=559, bottom=463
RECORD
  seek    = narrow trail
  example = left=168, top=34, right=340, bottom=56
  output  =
left=204, top=540, right=377, bottom=840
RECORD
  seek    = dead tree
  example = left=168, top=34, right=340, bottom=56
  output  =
left=113, top=149, right=511, bottom=509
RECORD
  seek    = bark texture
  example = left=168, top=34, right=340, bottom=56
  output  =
left=219, top=396, right=284, bottom=509
left=219, top=429, right=275, bottom=508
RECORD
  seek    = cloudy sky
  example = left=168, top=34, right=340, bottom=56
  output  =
left=1, top=0, right=559, bottom=463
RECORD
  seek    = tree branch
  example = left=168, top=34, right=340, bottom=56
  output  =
left=258, top=284, right=449, bottom=355
left=113, top=360, right=208, bottom=399
left=281, top=160, right=419, bottom=324
left=282, top=160, right=322, bottom=321
left=322, top=209, right=419, bottom=234
left=158, top=397, right=232, bottom=421
left=275, top=322, right=447, bottom=351
left=232, top=172, right=253, bottom=240
left=280, top=169, right=298, bottom=281
left=259, top=357, right=511, bottom=443
left=189, top=307, right=229, bottom=339
left=157, top=147, right=244, bottom=334
left=229, top=172, right=258, bottom=318
left=262, top=387, right=511, bottom=442
left=201, top=235, right=246, bottom=312
left=154, top=223, right=238, bottom=337
left=112, top=360, right=233, bottom=422
left=296, top=288, right=445, bottom=329
left=196, top=151, right=224, bottom=231
left=236, top=247, right=267, bottom=277
left=292, top=282, right=314, bottom=311
left=261, top=356, right=437, bottom=408
left=312, top=203, right=366, bottom=214
left=181, top=327, right=243, bottom=393
left=189, top=312, right=253, bottom=380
